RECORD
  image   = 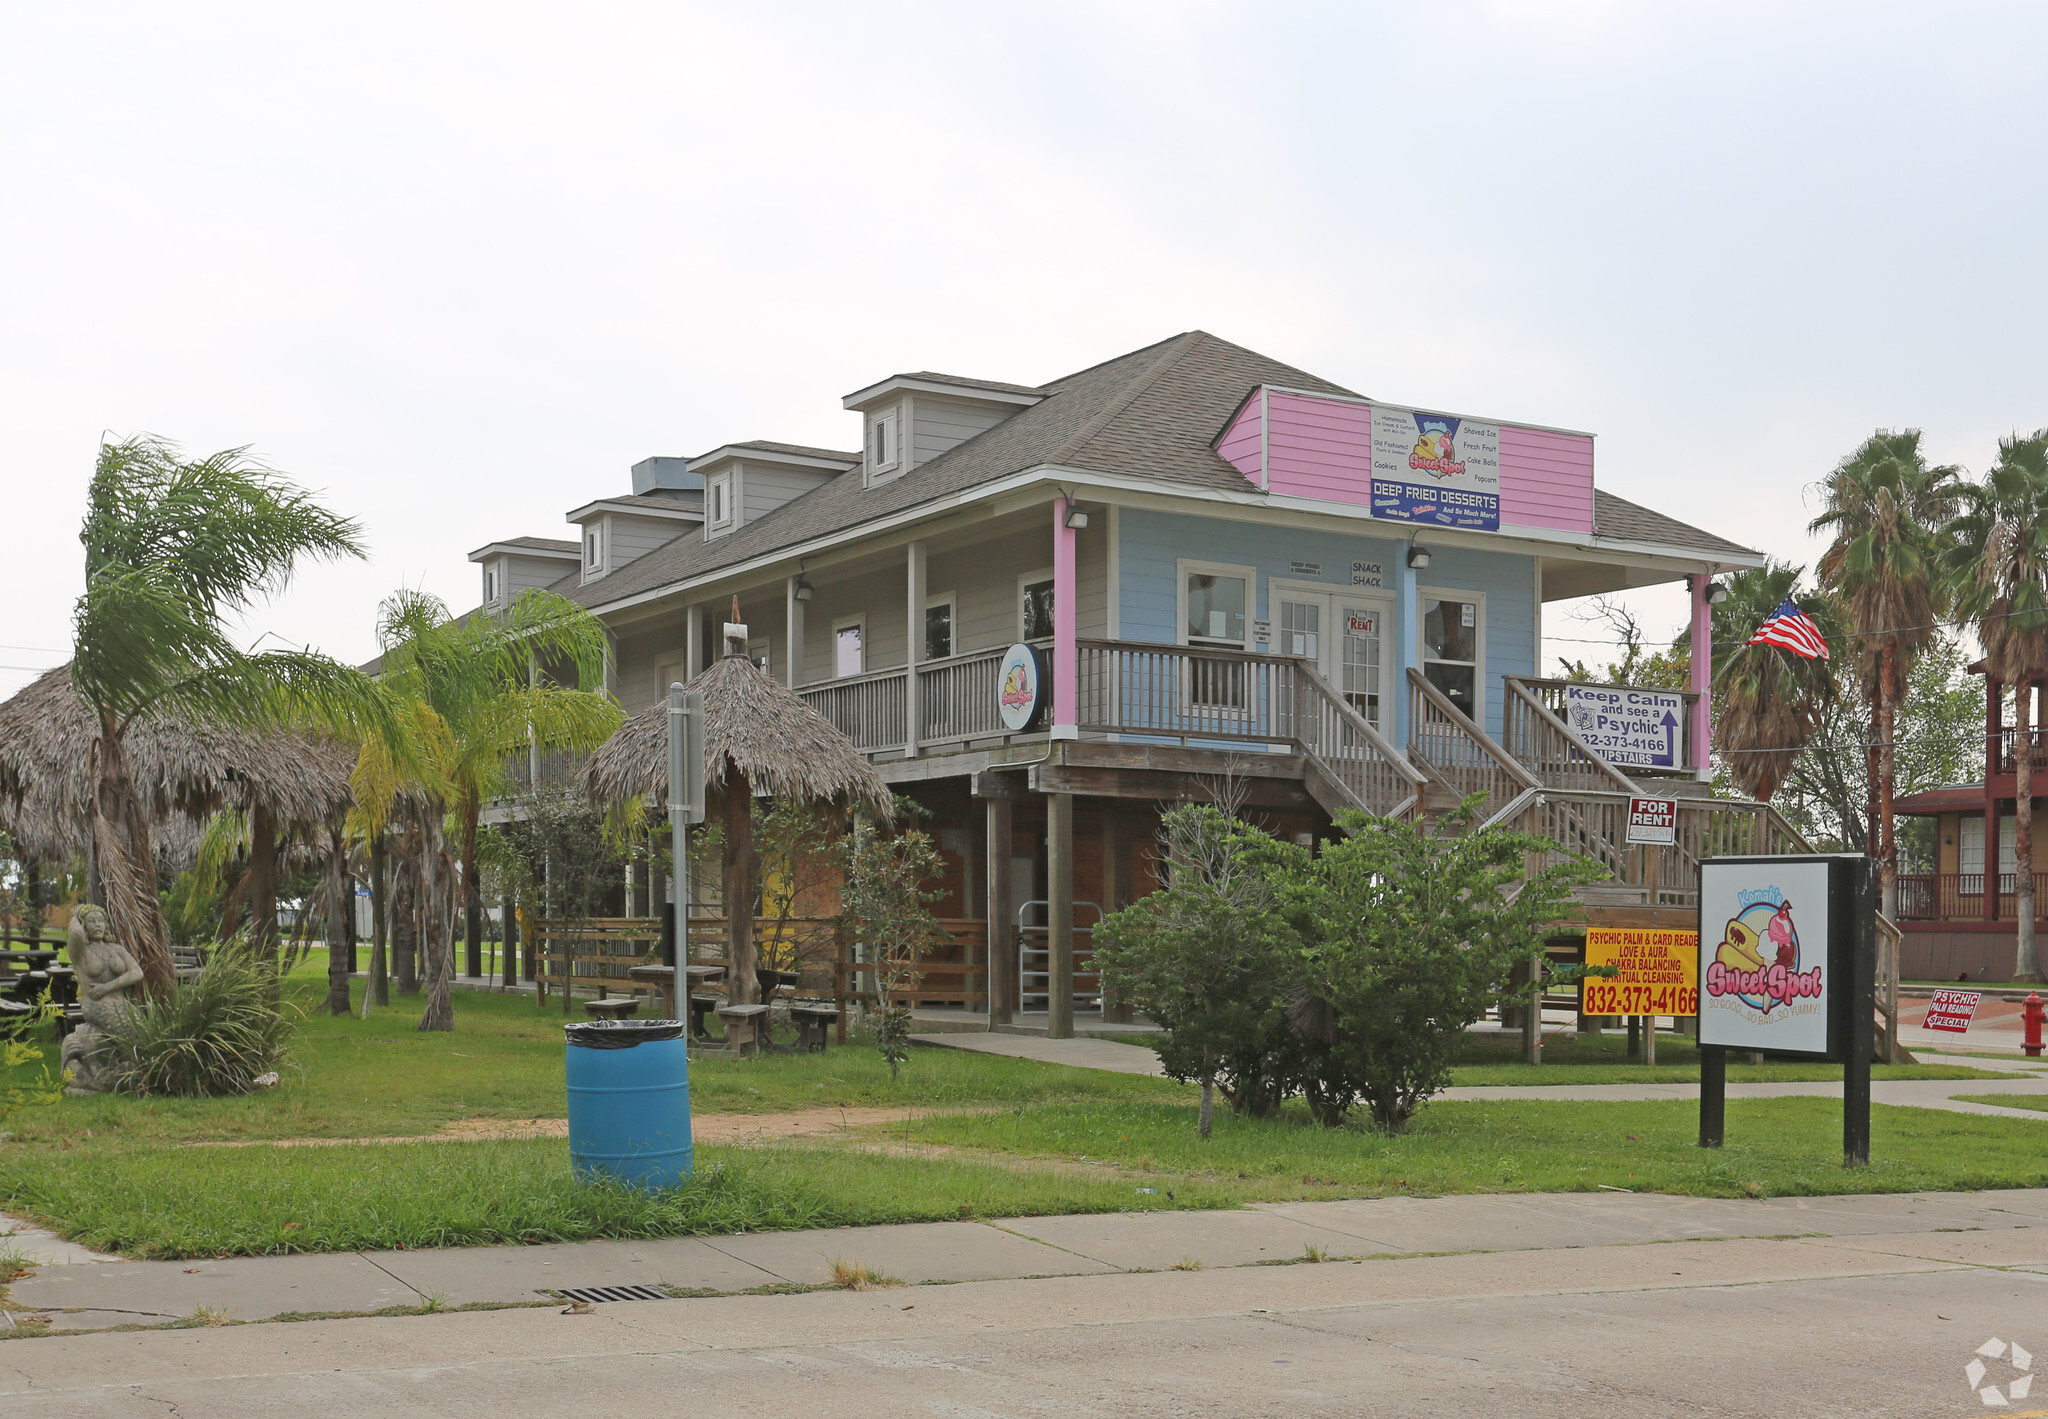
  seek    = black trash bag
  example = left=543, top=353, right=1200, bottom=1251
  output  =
left=564, top=1019, right=688, bottom=1049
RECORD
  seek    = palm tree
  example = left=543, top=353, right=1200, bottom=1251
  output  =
left=354, top=589, right=621, bottom=1029
left=1682, top=562, right=1842, bottom=802
left=1809, top=430, right=1964, bottom=916
left=71, top=438, right=380, bottom=994
left=1946, top=430, right=2048, bottom=983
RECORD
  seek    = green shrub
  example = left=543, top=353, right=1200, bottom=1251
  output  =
left=101, top=940, right=296, bottom=1096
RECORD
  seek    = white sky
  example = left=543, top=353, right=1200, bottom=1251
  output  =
left=4, top=1, right=2044, bottom=697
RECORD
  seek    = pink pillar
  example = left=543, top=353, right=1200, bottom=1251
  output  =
left=1053, top=497, right=1078, bottom=734
left=1690, top=574, right=1713, bottom=777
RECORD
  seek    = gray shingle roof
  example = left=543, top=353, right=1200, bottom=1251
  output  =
left=702, top=439, right=860, bottom=464
left=495, top=536, right=579, bottom=555
left=573, top=332, right=1352, bottom=609
left=865, top=371, right=1048, bottom=399
left=1593, top=489, right=1755, bottom=557
left=559, top=331, right=1757, bottom=612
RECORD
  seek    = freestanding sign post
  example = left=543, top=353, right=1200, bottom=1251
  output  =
left=1696, top=854, right=1875, bottom=1164
left=666, top=684, right=706, bottom=978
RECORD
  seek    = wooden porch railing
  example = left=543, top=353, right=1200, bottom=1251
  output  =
left=799, top=667, right=909, bottom=753
left=1488, top=790, right=1813, bottom=908
left=1074, top=639, right=1423, bottom=817
left=1407, top=667, right=1540, bottom=825
left=1500, top=678, right=1643, bottom=795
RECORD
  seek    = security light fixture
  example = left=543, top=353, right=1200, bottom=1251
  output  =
left=1064, top=505, right=1090, bottom=530
left=1406, top=546, right=1432, bottom=570
left=792, top=576, right=814, bottom=602
left=1705, top=580, right=1731, bottom=605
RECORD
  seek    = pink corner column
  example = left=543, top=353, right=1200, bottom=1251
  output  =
left=1690, top=574, right=1713, bottom=776
left=1053, top=497, right=1078, bottom=732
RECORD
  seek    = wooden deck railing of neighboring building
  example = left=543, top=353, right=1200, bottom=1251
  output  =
left=1894, top=872, right=2048, bottom=921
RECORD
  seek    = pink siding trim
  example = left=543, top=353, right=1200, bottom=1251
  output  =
left=1498, top=425, right=1595, bottom=533
left=1266, top=391, right=1374, bottom=505
left=1053, top=497, right=1077, bottom=729
left=1216, top=395, right=1264, bottom=484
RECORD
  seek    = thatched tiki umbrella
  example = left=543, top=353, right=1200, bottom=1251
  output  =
left=0, top=665, right=355, bottom=993
left=582, top=618, right=891, bottom=1005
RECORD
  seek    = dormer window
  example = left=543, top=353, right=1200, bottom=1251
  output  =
left=709, top=473, right=733, bottom=528
left=584, top=525, right=603, bottom=577
left=869, top=411, right=899, bottom=480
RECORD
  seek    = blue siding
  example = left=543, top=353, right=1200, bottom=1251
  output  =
left=1116, top=508, right=1536, bottom=739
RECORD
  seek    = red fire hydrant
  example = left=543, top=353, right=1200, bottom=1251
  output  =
left=2024, top=992, right=2045, bottom=1060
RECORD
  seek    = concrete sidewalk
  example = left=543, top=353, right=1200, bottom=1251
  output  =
left=913, top=1030, right=2048, bottom=1119
left=10, top=1187, right=2048, bottom=1335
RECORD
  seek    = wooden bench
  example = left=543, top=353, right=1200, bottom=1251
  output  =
left=688, top=992, right=722, bottom=1042
left=581, top=996, right=642, bottom=1020
left=713, top=1003, right=771, bottom=1056
left=787, top=1000, right=839, bottom=1054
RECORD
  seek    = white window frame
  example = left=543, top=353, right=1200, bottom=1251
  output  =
left=831, top=615, right=867, bottom=680
left=482, top=563, right=500, bottom=607
left=747, top=636, right=771, bottom=674
left=582, top=523, right=604, bottom=580
left=868, top=409, right=900, bottom=482
left=1177, top=559, right=1257, bottom=721
left=708, top=472, right=734, bottom=529
left=923, top=591, right=958, bottom=662
left=1419, top=585, right=1486, bottom=721
left=1018, top=567, right=1056, bottom=642
left=1176, top=559, right=1257, bottom=650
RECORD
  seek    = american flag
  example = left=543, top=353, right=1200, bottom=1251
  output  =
left=1745, top=599, right=1830, bottom=660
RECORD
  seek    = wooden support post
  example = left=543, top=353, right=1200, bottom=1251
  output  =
left=501, top=890, right=518, bottom=988
left=1627, top=1015, right=1641, bottom=1058
left=1522, top=953, right=1542, bottom=1065
left=1643, top=1016, right=1657, bottom=1065
left=1101, top=806, right=1132, bottom=1023
left=983, top=786, right=1014, bottom=1024
left=1699, top=1046, right=1726, bottom=1147
left=1048, top=791, right=1075, bottom=1039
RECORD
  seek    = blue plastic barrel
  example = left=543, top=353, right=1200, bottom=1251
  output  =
left=564, top=1019, right=693, bottom=1190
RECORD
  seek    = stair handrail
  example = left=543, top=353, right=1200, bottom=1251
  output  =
left=1501, top=678, right=1644, bottom=796
left=1290, top=660, right=1427, bottom=819
left=1406, top=668, right=1539, bottom=824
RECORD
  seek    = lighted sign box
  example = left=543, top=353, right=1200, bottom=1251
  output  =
left=1696, top=855, right=1873, bottom=1062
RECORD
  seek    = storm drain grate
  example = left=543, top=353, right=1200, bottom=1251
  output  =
left=556, top=1284, right=671, bottom=1304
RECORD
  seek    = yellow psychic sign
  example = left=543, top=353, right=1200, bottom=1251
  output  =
left=1582, top=927, right=1699, bottom=1017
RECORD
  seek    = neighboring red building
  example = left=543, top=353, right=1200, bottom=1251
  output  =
left=1894, top=661, right=2048, bottom=982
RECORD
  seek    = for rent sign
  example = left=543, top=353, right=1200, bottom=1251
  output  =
left=1626, top=796, right=1678, bottom=846
left=1564, top=684, right=1687, bottom=769
left=1583, top=927, right=1699, bottom=1017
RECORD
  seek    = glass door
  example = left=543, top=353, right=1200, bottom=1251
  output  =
left=1338, top=599, right=1389, bottom=731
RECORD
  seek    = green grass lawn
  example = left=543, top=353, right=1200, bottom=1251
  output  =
left=1444, top=1029, right=2008, bottom=1085
left=889, top=1096, right=2048, bottom=1201
left=3, top=950, right=2041, bottom=1262
left=1953, top=1093, right=2048, bottom=1113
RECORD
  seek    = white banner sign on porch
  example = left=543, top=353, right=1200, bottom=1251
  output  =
left=1563, top=683, right=1686, bottom=769
left=1369, top=406, right=1500, bottom=531
left=1625, top=796, right=1678, bottom=845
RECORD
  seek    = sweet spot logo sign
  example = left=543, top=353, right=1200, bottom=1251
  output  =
left=1697, top=860, right=1833, bottom=1055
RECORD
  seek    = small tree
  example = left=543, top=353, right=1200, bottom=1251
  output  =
left=1286, top=803, right=1598, bottom=1133
left=836, top=806, right=944, bottom=1080
left=1093, top=804, right=1303, bottom=1137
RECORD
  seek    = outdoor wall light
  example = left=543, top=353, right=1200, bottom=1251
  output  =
left=792, top=576, right=814, bottom=602
left=1705, top=581, right=1731, bottom=605
left=1064, top=505, right=1090, bottom=530
left=1406, top=546, right=1431, bottom=570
